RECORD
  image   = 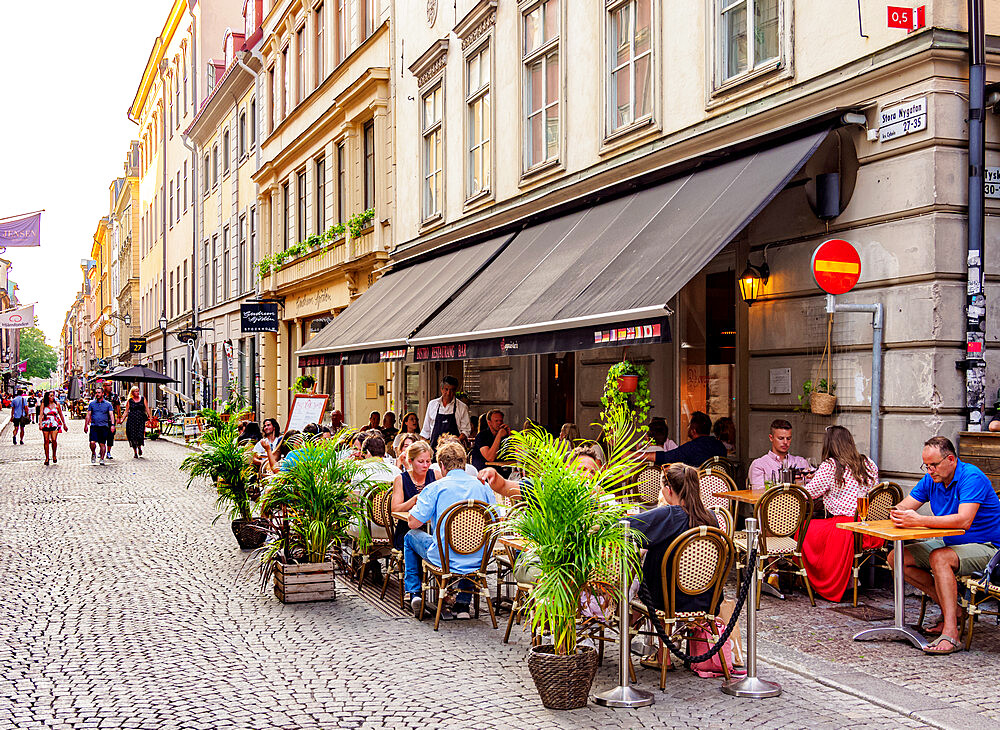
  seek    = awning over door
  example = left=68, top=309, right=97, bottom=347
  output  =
left=297, top=232, right=513, bottom=366
left=408, top=130, right=828, bottom=360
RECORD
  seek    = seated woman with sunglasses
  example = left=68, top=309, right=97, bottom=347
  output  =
left=800, top=425, right=880, bottom=601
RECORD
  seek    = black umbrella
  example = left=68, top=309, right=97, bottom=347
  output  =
left=105, top=365, right=176, bottom=384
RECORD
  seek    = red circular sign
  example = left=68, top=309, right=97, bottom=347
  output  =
left=811, top=239, right=861, bottom=295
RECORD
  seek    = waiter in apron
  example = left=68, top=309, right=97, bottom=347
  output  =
left=420, top=375, right=472, bottom=450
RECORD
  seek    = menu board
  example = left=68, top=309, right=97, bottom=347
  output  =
left=285, top=394, right=329, bottom=434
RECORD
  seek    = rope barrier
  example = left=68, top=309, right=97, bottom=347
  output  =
left=637, top=546, right=757, bottom=668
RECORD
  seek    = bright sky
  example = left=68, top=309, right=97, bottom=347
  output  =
left=0, top=2, right=169, bottom=345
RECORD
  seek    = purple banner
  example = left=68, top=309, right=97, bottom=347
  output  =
left=0, top=213, right=41, bottom=247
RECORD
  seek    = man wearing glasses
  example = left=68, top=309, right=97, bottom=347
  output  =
left=889, top=436, right=1000, bottom=654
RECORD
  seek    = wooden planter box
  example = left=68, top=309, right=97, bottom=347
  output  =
left=273, top=559, right=337, bottom=603
left=959, top=431, right=1000, bottom=494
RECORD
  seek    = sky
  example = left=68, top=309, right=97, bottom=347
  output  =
left=0, top=2, right=170, bottom=345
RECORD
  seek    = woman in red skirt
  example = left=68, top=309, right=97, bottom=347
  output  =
left=801, top=426, right=880, bottom=601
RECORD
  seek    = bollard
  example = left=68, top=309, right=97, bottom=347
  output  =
left=592, top=519, right=655, bottom=708
left=722, top=517, right=781, bottom=698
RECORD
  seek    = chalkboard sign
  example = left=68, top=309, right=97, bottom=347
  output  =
left=285, top=394, right=329, bottom=434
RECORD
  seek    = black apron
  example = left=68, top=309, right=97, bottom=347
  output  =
left=429, top=403, right=459, bottom=450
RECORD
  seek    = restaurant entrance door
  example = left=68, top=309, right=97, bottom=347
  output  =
left=544, top=353, right=574, bottom=435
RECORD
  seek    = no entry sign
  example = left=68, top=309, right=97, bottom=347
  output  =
left=812, top=239, right=861, bottom=295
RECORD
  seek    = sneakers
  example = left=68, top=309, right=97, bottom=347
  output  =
left=106, top=453, right=114, bottom=460
left=91, top=454, right=96, bottom=464
left=453, top=605, right=471, bottom=620
left=99, top=458, right=105, bottom=466
left=11, top=436, right=15, bottom=445
left=410, top=595, right=423, bottom=618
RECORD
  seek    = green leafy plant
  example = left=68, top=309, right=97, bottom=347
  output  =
left=256, top=223, right=351, bottom=280
left=501, top=403, right=644, bottom=655
left=293, top=374, right=316, bottom=394
left=256, top=440, right=378, bottom=584
left=600, top=360, right=651, bottom=427
left=199, top=407, right=224, bottom=433
left=347, top=208, right=376, bottom=239
left=796, top=378, right=837, bottom=411
left=180, top=419, right=256, bottom=523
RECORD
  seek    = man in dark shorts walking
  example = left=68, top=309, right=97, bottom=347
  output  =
left=102, top=382, right=122, bottom=460
left=84, top=390, right=115, bottom=465
left=10, top=389, right=29, bottom=445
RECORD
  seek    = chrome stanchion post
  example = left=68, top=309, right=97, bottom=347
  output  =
left=722, top=517, right=781, bottom=698
left=593, top=519, right=654, bottom=708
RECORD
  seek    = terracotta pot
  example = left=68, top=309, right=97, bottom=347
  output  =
left=617, top=374, right=639, bottom=393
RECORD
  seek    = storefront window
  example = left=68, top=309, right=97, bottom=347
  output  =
left=678, top=269, right=736, bottom=448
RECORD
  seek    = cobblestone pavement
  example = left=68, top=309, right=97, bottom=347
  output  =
left=0, top=418, right=980, bottom=730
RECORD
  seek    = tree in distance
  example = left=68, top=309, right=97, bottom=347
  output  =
left=19, top=327, right=57, bottom=380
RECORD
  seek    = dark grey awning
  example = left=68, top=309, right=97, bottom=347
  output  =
left=409, top=130, right=828, bottom=351
left=296, top=232, right=512, bottom=364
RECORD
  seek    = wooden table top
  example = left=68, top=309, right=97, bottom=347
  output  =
left=391, top=510, right=410, bottom=522
left=835, top=519, right=965, bottom=541
left=498, top=535, right=527, bottom=551
left=486, top=461, right=517, bottom=468
left=713, top=489, right=766, bottom=504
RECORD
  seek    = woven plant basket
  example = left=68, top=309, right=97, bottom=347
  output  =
left=810, top=392, right=837, bottom=415
left=231, top=518, right=268, bottom=549
left=527, top=645, right=599, bottom=710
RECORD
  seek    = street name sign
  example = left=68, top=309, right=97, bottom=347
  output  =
left=812, top=239, right=861, bottom=295
left=986, top=167, right=1000, bottom=199
left=879, top=97, right=927, bottom=142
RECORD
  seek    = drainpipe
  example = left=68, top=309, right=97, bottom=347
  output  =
left=963, top=0, right=987, bottom=430
left=159, top=60, right=169, bottom=376
left=235, top=50, right=263, bottom=174
left=826, top=296, right=884, bottom=467
left=181, top=132, right=199, bottom=403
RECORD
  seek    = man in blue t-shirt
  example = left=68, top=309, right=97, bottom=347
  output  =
left=403, top=441, right=494, bottom=621
left=84, top=390, right=116, bottom=465
left=890, top=436, right=1000, bottom=654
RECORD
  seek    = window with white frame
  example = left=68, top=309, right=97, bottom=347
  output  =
left=296, top=27, right=307, bottom=104
left=523, top=0, right=560, bottom=170
left=223, top=130, right=231, bottom=174
left=239, top=112, right=246, bottom=158
left=315, top=2, right=325, bottom=86
left=296, top=169, right=307, bottom=241
left=421, top=83, right=443, bottom=221
left=281, top=46, right=290, bottom=119
left=606, top=0, right=652, bottom=135
left=238, top=213, right=247, bottom=294
left=337, top=0, right=347, bottom=63
left=315, top=156, right=326, bottom=232
left=717, top=0, right=779, bottom=84
left=222, top=225, right=231, bottom=300
left=466, top=44, right=491, bottom=199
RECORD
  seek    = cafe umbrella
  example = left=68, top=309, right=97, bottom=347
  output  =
left=104, top=365, right=177, bottom=384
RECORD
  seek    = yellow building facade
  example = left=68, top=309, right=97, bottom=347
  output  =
left=254, top=0, right=393, bottom=426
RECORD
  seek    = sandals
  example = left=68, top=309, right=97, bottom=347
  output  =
left=923, top=634, right=961, bottom=655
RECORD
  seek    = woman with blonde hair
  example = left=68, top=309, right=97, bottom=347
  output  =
left=390, top=440, right=435, bottom=550
left=801, top=425, right=879, bottom=601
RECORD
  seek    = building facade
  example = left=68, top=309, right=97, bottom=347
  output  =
left=293, top=1, right=1000, bottom=485
left=114, top=142, right=142, bottom=366
left=254, top=0, right=393, bottom=426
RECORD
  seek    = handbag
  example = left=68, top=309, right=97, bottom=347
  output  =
left=688, top=617, right=745, bottom=678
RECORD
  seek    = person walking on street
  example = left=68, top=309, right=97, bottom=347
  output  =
left=84, top=390, right=115, bottom=465
left=121, top=386, right=149, bottom=458
left=38, top=391, right=68, bottom=466
left=10, top=390, right=29, bottom=445
left=26, top=391, right=38, bottom=424
left=102, top=383, right=122, bottom=460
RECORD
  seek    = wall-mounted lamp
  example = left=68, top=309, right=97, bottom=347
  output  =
left=739, top=250, right=770, bottom=306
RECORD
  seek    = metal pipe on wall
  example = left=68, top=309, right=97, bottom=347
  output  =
left=965, top=0, right=987, bottom=430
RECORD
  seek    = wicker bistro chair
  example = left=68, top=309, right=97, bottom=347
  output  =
left=348, top=484, right=395, bottom=590
left=734, top=483, right=815, bottom=609
left=959, top=546, right=1000, bottom=650
left=631, top=525, right=735, bottom=689
left=709, top=505, right=735, bottom=538
left=698, top=468, right=739, bottom=511
left=700, top=456, right=739, bottom=482
left=632, top=464, right=664, bottom=507
left=851, top=482, right=903, bottom=606
left=371, top=489, right=410, bottom=610
left=419, top=500, right=500, bottom=631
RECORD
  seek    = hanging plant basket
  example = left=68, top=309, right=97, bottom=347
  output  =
left=617, top=374, right=639, bottom=393
left=810, top=392, right=837, bottom=415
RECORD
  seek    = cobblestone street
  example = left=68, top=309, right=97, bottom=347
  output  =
left=0, top=418, right=995, bottom=730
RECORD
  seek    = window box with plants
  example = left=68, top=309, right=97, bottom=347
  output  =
left=255, top=439, right=379, bottom=603
left=255, top=221, right=348, bottom=281
left=502, top=404, right=643, bottom=709
left=180, top=418, right=265, bottom=549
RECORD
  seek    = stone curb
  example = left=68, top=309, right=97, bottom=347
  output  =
left=758, top=636, right=996, bottom=730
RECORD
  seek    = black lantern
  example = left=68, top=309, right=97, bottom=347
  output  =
left=738, top=259, right=770, bottom=306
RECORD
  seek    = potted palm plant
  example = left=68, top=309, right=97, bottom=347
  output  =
left=179, top=419, right=263, bottom=549
left=503, top=404, right=644, bottom=709
left=256, top=439, right=376, bottom=603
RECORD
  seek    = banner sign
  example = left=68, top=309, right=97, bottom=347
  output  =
left=16, top=360, right=27, bottom=373
left=240, top=302, right=279, bottom=332
left=0, top=305, right=34, bottom=329
left=0, top=213, right=41, bottom=247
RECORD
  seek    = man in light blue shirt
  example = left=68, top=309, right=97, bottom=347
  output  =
left=10, top=390, right=29, bottom=445
left=404, top=441, right=493, bottom=620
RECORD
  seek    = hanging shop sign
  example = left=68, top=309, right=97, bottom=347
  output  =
left=0, top=212, right=41, bottom=247
left=887, top=6, right=925, bottom=32
left=812, top=239, right=862, bottom=295
left=0, top=305, right=33, bottom=328
left=129, top=337, right=147, bottom=353
left=240, top=302, right=279, bottom=332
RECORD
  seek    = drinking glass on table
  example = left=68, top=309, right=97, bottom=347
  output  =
left=857, top=491, right=870, bottom=525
